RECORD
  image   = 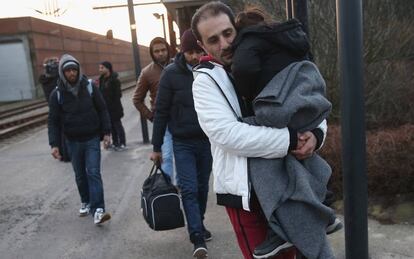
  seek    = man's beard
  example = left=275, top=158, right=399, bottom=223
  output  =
left=155, top=57, right=168, bottom=65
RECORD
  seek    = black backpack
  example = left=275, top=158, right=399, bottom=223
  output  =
left=141, top=165, right=185, bottom=231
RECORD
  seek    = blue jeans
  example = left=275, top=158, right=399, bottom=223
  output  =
left=161, top=128, right=174, bottom=180
left=66, top=136, right=105, bottom=213
left=173, top=139, right=212, bottom=239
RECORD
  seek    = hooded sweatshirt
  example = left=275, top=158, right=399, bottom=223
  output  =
left=132, top=37, right=172, bottom=120
left=47, top=54, right=111, bottom=146
left=231, top=18, right=310, bottom=102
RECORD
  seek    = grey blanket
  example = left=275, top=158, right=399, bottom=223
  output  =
left=244, top=61, right=335, bottom=259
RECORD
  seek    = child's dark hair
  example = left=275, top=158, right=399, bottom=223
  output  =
left=235, top=5, right=275, bottom=30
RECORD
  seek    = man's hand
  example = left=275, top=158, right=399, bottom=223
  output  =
left=51, top=147, right=62, bottom=160
left=103, top=135, right=111, bottom=149
left=150, top=152, right=163, bottom=167
left=291, top=131, right=317, bottom=160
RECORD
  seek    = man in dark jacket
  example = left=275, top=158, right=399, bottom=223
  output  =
left=39, top=57, right=59, bottom=102
left=132, top=37, right=175, bottom=180
left=48, top=54, right=112, bottom=225
left=150, top=29, right=211, bottom=259
left=98, top=61, right=126, bottom=150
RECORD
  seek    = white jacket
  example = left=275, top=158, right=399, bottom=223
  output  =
left=192, top=61, right=327, bottom=211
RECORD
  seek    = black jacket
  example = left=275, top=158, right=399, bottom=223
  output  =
left=48, top=75, right=111, bottom=146
left=48, top=54, right=111, bottom=146
left=152, top=53, right=207, bottom=152
left=39, top=74, right=58, bottom=102
left=231, top=19, right=310, bottom=102
left=98, top=72, right=124, bottom=120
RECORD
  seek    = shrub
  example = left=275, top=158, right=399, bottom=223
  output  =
left=320, top=124, right=414, bottom=199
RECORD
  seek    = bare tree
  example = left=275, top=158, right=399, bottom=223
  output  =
left=227, top=0, right=414, bottom=128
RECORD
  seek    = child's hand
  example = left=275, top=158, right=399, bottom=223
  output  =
left=291, top=132, right=317, bottom=160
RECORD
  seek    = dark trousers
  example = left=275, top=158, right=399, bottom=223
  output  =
left=173, top=139, right=212, bottom=240
left=111, top=119, right=126, bottom=147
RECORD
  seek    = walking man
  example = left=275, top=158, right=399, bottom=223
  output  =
left=132, top=37, right=175, bottom=180
left=48, top=54, right=112, bottom=225
left=150, top=29, right=212, bottom=258
left=98, top=61, right=127, bottom=151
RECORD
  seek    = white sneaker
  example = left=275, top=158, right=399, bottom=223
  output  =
left=327, top=218, right=343, bottom=234
left=94, top=208, right=111, bottom=225
left=79, top=203, right=90, bottom=217
left=116, top=144, right=127, bottom=151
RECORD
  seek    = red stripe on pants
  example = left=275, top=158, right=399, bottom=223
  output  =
left=225, top=196, right=296, bottom=259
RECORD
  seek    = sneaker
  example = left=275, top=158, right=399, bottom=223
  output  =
left=116, top=144, right=127, bottom=151
left=204, top=229, right=212, bottom=242
left=193, top=242, right=208, bottom=258
left=107, top=144, right=116, bottom=151
left=94, top=208, right=111, bottom=225
left=253, top=230, right=293, bottom=259
left=79, top=203, right=90, bottom=217
left=327, top=217, right=343, bottom=235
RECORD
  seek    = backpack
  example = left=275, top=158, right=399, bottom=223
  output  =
left=141, top=165, right=185, bottom=231
left=56, top=79, right=93, bottom=104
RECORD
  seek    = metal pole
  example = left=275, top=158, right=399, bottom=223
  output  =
left=293, top=0, right=313, bottom=61
left=336, top=0, right=369, bottom=258
left=167, top=11, right=177, bottom=56
left=286, top=0, right=293, bottom=19
left=93, top=1, right=161, bottom=10
left=127, top=0, right=149, bottom=144
left=161, top=14, right=167, bottom=40
left=294, top=0, right=309, bottom=35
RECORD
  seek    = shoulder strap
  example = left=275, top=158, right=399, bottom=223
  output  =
left=196, top=70, right=242, bottom=122
left=56, top=79, right=93, bottom=105
left=87, top=79, right=93, bottom=96
left=55, top=86, right=63, bottom=105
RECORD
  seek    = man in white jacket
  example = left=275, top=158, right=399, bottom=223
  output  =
left=190, top=2, right=325, bottom=258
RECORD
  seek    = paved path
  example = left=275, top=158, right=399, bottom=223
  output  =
left=0, top=89, right=413, bottom=259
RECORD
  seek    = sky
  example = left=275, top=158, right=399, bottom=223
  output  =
left=0, top=0, right=175, bottom=46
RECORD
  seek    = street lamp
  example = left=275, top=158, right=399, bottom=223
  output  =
left=153, top=12, right=166, bottom=39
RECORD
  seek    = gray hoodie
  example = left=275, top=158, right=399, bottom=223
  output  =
left=58, top=54, right=82, bottom=96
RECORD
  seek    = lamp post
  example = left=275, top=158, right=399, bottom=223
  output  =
left=337, top=0, right=368, bottom=258
left=153, top=12, right=166, bottom=39
left=128, top=0, right=149, bottom=144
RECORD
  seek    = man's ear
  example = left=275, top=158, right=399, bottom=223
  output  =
left=197, top=40, right=207, bottom=53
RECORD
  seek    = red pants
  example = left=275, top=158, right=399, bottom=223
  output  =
left=225, top=196, right=296, bottom=259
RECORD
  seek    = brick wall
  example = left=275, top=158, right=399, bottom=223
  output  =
left=0, top=17, right=151, bottom=93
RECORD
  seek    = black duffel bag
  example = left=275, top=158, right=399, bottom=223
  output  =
left=141, top=164, right=185, bottom=231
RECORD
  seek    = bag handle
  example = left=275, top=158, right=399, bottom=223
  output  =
left=148, top=163, right=172, bottom=186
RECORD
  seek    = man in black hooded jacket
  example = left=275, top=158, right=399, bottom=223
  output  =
left=48, top=54, right=112, bottom=225
left=150, top=29, right=212, bottom=259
